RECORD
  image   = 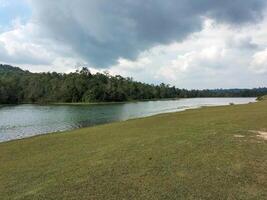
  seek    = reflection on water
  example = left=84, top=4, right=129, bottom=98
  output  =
left=0, top=98, right=255, bottom=142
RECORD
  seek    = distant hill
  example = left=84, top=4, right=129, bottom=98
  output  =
left=0, top=64, right=28, bottom=74
left=0, top=64, right=267, bottom=104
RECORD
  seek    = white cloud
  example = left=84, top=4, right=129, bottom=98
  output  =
left=0, top=20, right=88, bottom=72
left=0, top=22, right=51, bottom=64
left=109, top=18, right=267, bottom=88
left=251, top=49, right=267, bottom=73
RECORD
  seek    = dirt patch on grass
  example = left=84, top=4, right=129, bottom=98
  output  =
left=249, top=130, right=267, bottom=140
left=257, top=131, right=267, bottom=140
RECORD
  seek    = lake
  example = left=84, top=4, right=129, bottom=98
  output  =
left=0, top=98, right=255, bottom=142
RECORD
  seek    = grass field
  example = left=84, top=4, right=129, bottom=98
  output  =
left=1, top=100, right=267, bottom=199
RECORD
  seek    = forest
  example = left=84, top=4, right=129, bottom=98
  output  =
left=0, top=64, right=267, bottom=104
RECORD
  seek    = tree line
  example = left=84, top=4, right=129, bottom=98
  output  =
left=0, top=64, right=266, bottom=104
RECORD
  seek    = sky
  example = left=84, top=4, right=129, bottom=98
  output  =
left=0, top=0, right=267, bottom=89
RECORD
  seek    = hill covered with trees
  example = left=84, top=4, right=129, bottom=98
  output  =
left=0, top=64, right=266, bottom=104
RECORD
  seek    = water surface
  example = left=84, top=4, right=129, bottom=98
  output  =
left=0, top=98, right=255, bottom=142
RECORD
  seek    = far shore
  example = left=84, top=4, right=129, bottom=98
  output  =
left=0, top=96, right=257, bottom=107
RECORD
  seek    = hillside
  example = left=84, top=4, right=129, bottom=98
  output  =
left=0, top=64, right=267, bottom=104
left=0, top=64, right=27, bottom=74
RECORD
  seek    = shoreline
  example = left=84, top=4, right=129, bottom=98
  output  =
left=0, top=96, right=257, bottom=107
left=0, top=99, right=257, bottom=144
left=0, top=97, right=181, bottom=106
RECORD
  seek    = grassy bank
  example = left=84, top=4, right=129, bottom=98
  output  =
left=257, top=95, right=267, bottom=101
left=1, top=101, right=267, bottom=199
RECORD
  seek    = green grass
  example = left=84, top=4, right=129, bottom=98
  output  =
left=1, top=101, right=267, bottom=200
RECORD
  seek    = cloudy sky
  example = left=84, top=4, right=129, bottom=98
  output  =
left=0, top=0, right=267, bottom=89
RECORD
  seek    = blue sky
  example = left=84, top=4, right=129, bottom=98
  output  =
left=0, top=0, right=31, bottom=31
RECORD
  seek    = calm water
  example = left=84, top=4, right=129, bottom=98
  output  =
left=0, top=98, right=255, bottom=142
